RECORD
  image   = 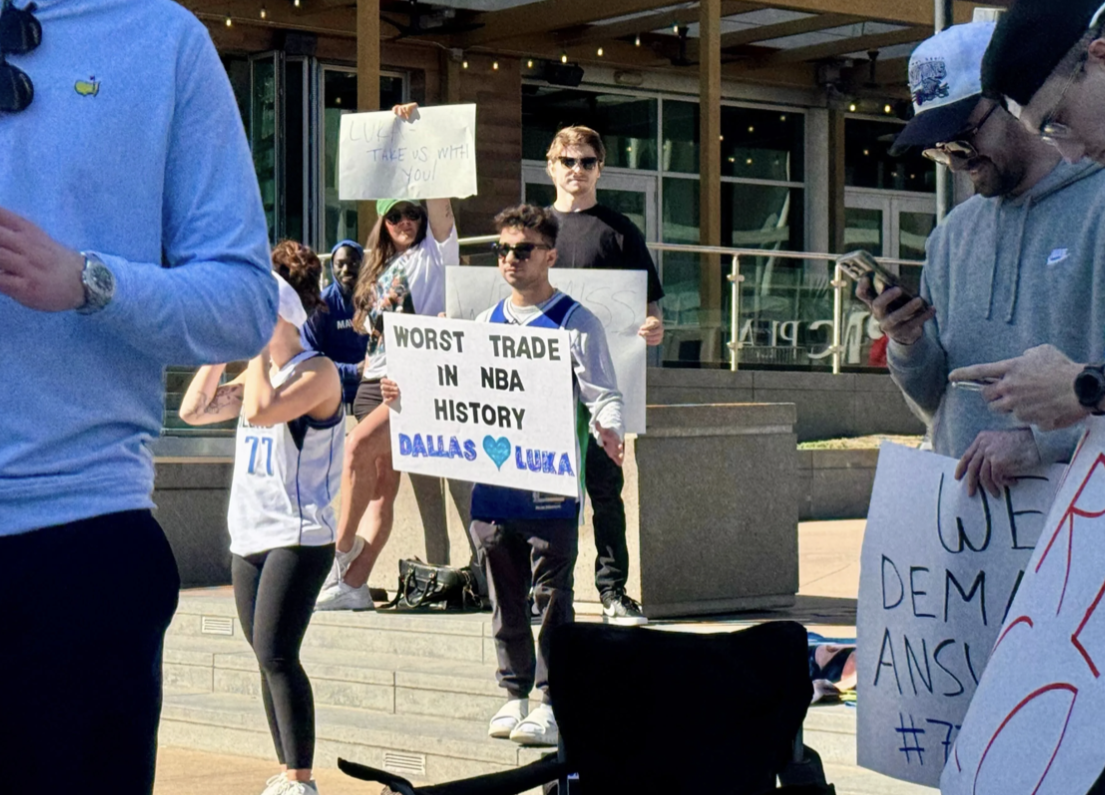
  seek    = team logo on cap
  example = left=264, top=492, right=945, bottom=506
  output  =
left=910, top=59, right=950, bottom=107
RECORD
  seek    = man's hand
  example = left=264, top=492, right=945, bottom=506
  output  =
left=954, top=429, right=1041, bottom=498
left=0, top=207, right=86, bottom=312
left=949, top=345, right=1087, bottom=431
left=638, top=316, right=664, bottom=346
left=597, top=426, right=624, bottom=466
left=393, top=103, right=419, bottom=121
left=854, top=276, right=935, bottom=346
left=381, top=377, right=401, bottom=405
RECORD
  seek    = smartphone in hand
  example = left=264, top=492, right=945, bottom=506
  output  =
left=837, top=250, right=917, bottom=313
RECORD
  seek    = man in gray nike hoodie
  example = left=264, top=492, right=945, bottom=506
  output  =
left=859, top=22, right=1105, bottom=497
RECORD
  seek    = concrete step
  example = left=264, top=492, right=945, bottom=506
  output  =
left=160, top=691, right=546, bottom=786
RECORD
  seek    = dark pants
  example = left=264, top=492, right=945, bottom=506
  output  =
left=585, top=440, right=629, bottom=596
left=232, top=544, right=335, bottom=770
left=0, top=510, right=180, bottom=794
left=470, top=518, right=578, bottom=702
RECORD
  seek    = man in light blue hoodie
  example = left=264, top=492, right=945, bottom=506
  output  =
left=0, top=1, right=277, bottom=791
left=858, top=21, right=1105, bottom=498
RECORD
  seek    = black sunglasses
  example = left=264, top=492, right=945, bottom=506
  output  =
left=491, top=242, right=550, bottom=261
left=555, top=156, right=600, bottom=171
left=0, top=0, right=41, bottom=114
left=384, top=206, right=423, bottom=224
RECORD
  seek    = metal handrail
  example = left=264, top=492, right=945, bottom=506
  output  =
left=323, top=236, right=923, bottom=373
left=457, top=236, right=923, bottom=374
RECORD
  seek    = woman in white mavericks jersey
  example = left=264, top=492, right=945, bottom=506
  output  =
left=179, top=241, right=344, bottom=795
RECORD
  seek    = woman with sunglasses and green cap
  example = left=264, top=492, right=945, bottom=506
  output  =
left=315, top=103, right=460, bottom=611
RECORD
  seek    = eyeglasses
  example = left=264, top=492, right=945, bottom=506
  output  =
left=922, top=102, right=1000, bottom=166
left=1036, top=60, right=1084, bottom=146
left=384, top=207, right=423, bottom=225
left=554, top=156, right=600, bottom=171
left=491, top=242, right=550, bottom=261
left=0, top=0, right=41, bottom=114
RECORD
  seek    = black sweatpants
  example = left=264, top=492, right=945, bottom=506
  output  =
left=232, top=544, right=335, bottom=770
left=586, top=440, right=629, bottom=596
left=0, top=510, right=180, bottom=794
left=470, top=518, right=578, bottom=702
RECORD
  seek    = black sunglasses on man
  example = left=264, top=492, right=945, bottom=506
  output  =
left=491, top=242, right=550, bottom=262
left=0, top=0, right=41, bottom=113
left=555, top=156, right=600, bottom=171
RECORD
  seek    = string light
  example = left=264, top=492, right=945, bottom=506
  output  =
left=225, top=13, right=232, bottom=26
left=848, top=103, right=857, bottom=112
left=673, top=22, right=680, bottom=34
left=462, top=59, right=469, bottom=69
left=747, top=125, right=754, bottom=133
left=597, top=47, right=604, bottom=57
left=260, top=5, right=267, bottom=18
left=492, top=61, right=499, bottom=70
left=293, top=0, right=300, bottom=8
left=635, top=34, right=641, bottom=46
left=560, top=52, right=568, bottom=63
left=779, top=115, right=787, bottom=121
left=884, top=104, right=893, bottom=114
left=527, top=59, right=534, bottom=68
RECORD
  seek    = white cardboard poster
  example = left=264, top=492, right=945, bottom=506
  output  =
left=446, top=268, right=647, bottom=434
left=943, top=419, right=1105, bottom=795
left=338, top=104, right=477, bottom=201
left=384, top=313, right=578, bottom=497
left=856, top=443, right=1063, bottom=787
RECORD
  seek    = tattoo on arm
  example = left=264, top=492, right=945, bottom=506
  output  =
left=205, top=384, right=244, bottom=414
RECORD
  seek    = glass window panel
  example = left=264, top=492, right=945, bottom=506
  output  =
left=899, top=210, right=935, bottom=262
left=521, top=86, right=658, bottom=170
left=662, top=100, right=699, bottom=174
left=721, top=107, right=804, bottom=181
left=221, top=55, right=251, bottom=136
left=284, top=59, right=306, bottom=244
left=844, top=207, right=884, bottom=256
left=846, top=118, right=935, bottom=193
left=723, top=182, right=803, bottom=251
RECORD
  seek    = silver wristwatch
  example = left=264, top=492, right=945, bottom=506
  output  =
left=76, top=252, right=115, bottom=315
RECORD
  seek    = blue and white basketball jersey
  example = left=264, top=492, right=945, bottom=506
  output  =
left=228, top=351, right=345, bottom=556
left=470, top=293, right=589, bottom=523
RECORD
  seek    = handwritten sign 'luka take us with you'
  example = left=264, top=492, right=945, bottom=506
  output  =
left=338, top=104, right=477, bottom=201
left=384, top=314, right=578, bottom=497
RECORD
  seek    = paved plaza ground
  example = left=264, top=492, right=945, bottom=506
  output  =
left=154, top=519, right=931, bottom=795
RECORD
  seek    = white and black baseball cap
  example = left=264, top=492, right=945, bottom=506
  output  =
left=890, top=21, right=996, bottom=155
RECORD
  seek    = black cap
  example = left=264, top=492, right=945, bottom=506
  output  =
left=890, top=94, right=980, bottom=155
left=982, top=0, right=1105, bottom=106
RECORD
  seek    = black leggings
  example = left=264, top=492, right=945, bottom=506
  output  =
left=232, top=544, right=335, bottom=770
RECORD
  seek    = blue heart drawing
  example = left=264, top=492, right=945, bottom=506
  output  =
left=483, top=436, right=511, bottom=470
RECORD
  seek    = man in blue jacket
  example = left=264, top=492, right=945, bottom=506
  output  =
left=0, top=1, right=276, bottom=791
left=302, top=239, right=369, bottom=407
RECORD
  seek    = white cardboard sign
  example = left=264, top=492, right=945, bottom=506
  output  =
left=943, top=419, right=1105, bottom=795
left=446, top=268, right=647, bottom=434
left=856, top=443, right=1063, bottom=787
left=338, top=104, right=477, bottom=201
left=384, top=313, right=578, bottom=497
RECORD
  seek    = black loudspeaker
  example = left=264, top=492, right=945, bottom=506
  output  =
left=539, top=61, right=585, bottom=87
left=281, top=31, right=317, bottom=56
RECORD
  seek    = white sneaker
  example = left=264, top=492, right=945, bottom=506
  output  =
left=488, top=697, right=529, bottom=739
left=314, top=581, right=374, bottom=611
left=283, top=781, right=319, bottom=795
left=509, top=702, right=558, bottom=746
left=261, top=773, right=288, bottom=795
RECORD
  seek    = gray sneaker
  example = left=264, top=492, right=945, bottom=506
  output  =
left=601, top=590, right=648, bottom=626
left=315, top=581, right=374, bottom=611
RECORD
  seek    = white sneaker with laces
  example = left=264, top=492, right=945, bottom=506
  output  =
left=509, top=702, right=558, bottom=746
left=487, top=697, right=529, bottom=738
left=323, top=535, right=366, bottom=588
left=260, top=773, right=290, bottom=795
left=314, top=580, right=374, bottom=611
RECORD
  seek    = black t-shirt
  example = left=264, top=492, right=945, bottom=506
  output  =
left=551, top=205, right=665, bottom=304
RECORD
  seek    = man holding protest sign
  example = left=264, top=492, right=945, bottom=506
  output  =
left=383, top=204, right=624, bottom=747
left=546, top=126, right=661, bottom=626
left=856, top=21, right=1105, bottom=497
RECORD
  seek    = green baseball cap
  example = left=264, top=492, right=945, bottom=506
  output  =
left=377, top=198, right=422, bottom=217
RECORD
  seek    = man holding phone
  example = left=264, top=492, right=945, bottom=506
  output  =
left=856, top=20, right=1105, bottom=497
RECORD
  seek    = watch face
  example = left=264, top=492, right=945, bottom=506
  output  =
left=1075, top=369, right=1105, bottom=408
left=78, top=255, right=115, bottom=314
